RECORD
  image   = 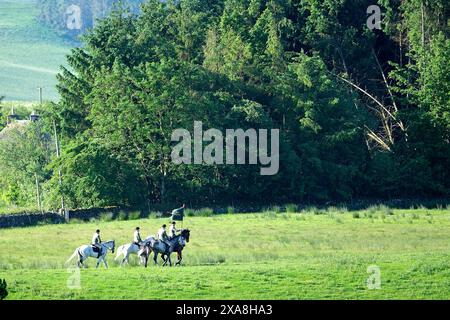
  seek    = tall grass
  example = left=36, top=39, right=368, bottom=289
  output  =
left=128, top=211, right=141, bottom=220
left=117, top=210, right=128, bottom=221
left=100, top=212, right=114, bottom=222
left=185, top=208, right=214, bottom=217
left=285, top=203, right=298, bottom=213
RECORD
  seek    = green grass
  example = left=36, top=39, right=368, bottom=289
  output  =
left=0, top=0, right=73, bottom=101
left=1, top=208, right=450, bottom=299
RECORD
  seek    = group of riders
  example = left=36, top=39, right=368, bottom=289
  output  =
left=70, top=205, right=189, bottom=268
left=91, top=221, right=181, bottom=254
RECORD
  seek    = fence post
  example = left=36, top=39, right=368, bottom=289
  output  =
left=59, top=208, right=70, bottom=223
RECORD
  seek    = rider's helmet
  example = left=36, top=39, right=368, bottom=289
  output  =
left=96, top=229, right=100, bottom=233
left=162, top=224, right=167, bottom=228
left=171, top=221, right=176, bottom=225
left=136, top=227, right=140, bottom=230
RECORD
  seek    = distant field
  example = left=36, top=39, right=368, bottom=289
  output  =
left=1, top=208, right=450, bottom=299
left=0, top=0, right=73, bottom=101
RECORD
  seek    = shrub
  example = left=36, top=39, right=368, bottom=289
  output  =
left=262, top=210, right=277, bottom=219
left=128, top=210, right=141, bottom=220
left=352, top=212, right=360, bottom=219
left=285, top=203, right=298, bottom=213
left=118, top=210, right=128, bottom=221
left=366, top=205, right=378, bottom=214
left=301, top=206, right=323, bottom=215
left=0, top=279, right=7, bottom=300
left=337, top=206, right=348, bottom=214
left=184, top=208, right=214, bottom=217
left=100, top=212, right=114, bottom=222
left=313, top=208, right=326, bottom=215
left=185, top=209, right=195, bottom=217
left=148, top=211, right=162, bottom=219
left=227, top=206, right=235, bottom=214
left=271, top=205, right=281, bottom=213
left=379, top=205, right=394, bottom=216
left=327, top=206, right=339, bottom=213
left=198, top=208, right=214, bottom=217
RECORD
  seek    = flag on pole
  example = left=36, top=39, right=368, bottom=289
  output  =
left=171, top=212, right=184, bottom=221
left=171, top=206, right=185, bottom=222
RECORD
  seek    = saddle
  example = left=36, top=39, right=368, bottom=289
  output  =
left=151, top=239, right=170, bottom=252
left=92, top=245, right=102, bottom=257
left=133, top=242, right=142, bottom=248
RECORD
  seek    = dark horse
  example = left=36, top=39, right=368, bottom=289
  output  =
left=143, top=229, right=190, bottom=267
left=172, top=229, right=190, bottom=266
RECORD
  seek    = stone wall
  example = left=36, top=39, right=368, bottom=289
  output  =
left=0, top=212, right=64, bottom=228
left=0, top=199, right=447, bottom=229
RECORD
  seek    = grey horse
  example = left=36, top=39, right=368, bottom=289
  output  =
left=143, top=229, right=190, bottom=266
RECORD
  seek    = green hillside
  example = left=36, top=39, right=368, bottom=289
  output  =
left=0, top=0, right=72, bottom=101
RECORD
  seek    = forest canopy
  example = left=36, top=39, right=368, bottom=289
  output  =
left=2, top=0, right=449, bottom=210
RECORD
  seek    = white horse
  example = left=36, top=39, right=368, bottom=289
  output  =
left=115, top=243, right=149, bottom=266
left=66, top=240, right=115, bottom=268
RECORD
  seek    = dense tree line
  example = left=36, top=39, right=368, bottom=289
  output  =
left=2, top=0, right=449, bottom=210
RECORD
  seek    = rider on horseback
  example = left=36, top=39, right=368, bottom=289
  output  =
left=133, top=227, right=143, bottom=248
left=92, top=229, right=102, bottom=256
left=158, top=224, right=171, bottom=253
left=169, top=221, right=180, bottom=239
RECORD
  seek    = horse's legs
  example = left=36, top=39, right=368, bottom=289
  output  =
left=164, top=253, right=172, bottom=267
left=96, top=258, right=101, bottom=268
left=143, top=248, right=149, bottom=268
left=139, top=249, right=148, bottom=268
left=176, top=250, right=182, bottom=266
left=78, top=255, right=85, bottom=268
left=153, top=252, right=158, bottom=265
left=122, top=252, right=129, bottom=266
left=103, top=256, right=108, bottom=268
left=77, top=251, right=83, bottom=268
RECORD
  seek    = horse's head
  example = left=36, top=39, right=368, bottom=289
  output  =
left=181, top=229, right=190, bottom=243
left=107, top=240, right=115, bottom=254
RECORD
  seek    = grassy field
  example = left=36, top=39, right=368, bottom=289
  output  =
left=0, top=0, right=73, bottom=101
left=1, top=207, right=450, bottom=300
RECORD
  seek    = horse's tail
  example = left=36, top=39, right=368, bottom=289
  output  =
left=115, top=245, right=125, bottom=260
left=66, top=248, right=80, bottom=265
